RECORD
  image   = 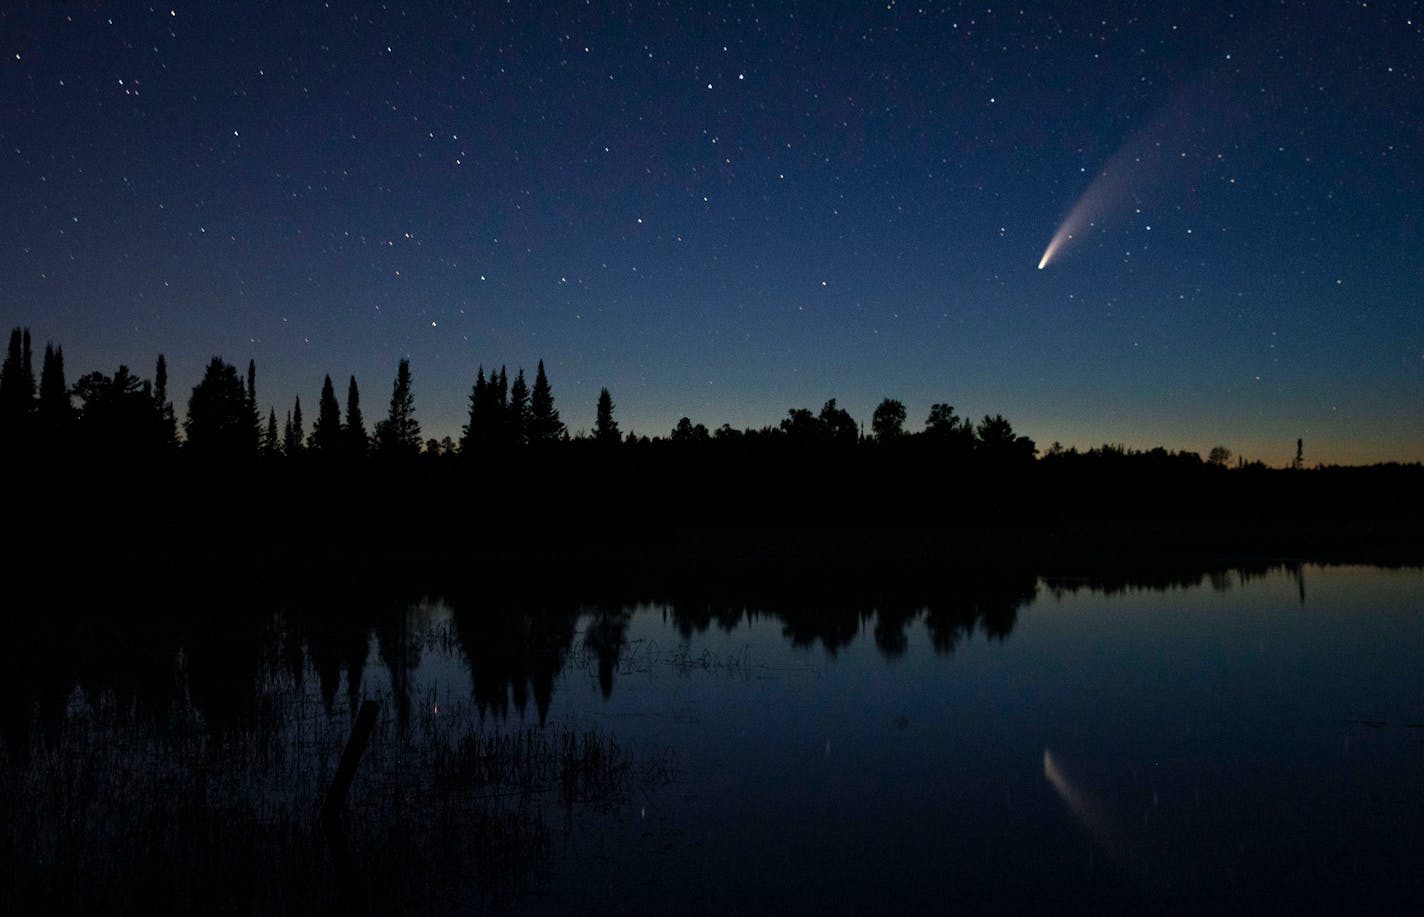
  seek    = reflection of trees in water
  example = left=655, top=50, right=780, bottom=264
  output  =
left=444, top=586, right=577, bottom=724
left=583, top=602, right=634, bottom=698
left=0, top=558, right=1331, bottom=759
left=1041, top=559, right=1304, bottom=600
left=0, top=555, right=1375, bottom=912
left=657, top=570, right=1040, bottom=659
left=922, top=572, right=1038, bottom=653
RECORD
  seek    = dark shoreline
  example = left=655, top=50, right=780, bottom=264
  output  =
left=9, top=453, right=1421, bottom=599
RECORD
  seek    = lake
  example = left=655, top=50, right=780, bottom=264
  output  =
left=3, top=561, right=1422, bottom=914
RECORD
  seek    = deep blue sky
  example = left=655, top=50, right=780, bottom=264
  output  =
left=2, top=1, right=1420, bottom=463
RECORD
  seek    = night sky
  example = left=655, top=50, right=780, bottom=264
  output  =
left=2, top=2, right=1420, bottom=464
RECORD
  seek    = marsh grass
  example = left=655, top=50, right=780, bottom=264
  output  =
left=0, top=635, right=676, bottom=916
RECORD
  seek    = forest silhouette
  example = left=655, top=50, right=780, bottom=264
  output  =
left=1, top=325, right=1420, bottom=566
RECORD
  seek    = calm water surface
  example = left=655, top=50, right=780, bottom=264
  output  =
left=3, top=563, right=1422, bottom=914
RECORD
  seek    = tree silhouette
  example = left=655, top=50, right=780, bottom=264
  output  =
left=286, top=397, right=306, bottom=456
left=344, top=375, right=367, bottom=457
left=1207, top=446, right=1233, bottom=467
left=871, top=398, right=906, bottom=442
left=528, top=360, right=564, bottom=444
left=36, top=342, right=71, bottom=449
left=263, top=407, right=280, bottom=456
left=593, top=388, right=620, bottom=444
left=311, top=375, right=342, bottom=453
left=152, top=354, right=178, bottom=450
left=0, top=327, right=35, bottom=442
left=184, top=357, right=257, bottom=459
left=492, top=366, right=509, bottom=443
left=670, top=417, right=710, bottom=442
left=246, top=359, right=261, bottom=446
left=459, top=366, right=491, bottom=455
left=780, top=407, right=819, bottom=440
left=72, top=365, right=156, bottom=458
left=818, top=398, right=858, bottom=444
left=924, top=403, right=975, bottom=454
left=508, top=368, right=530, bottom=446
left=779, top=400, right=856, bottom=442
left=975, top=413, right=1036, bottom=461
left=373, top=358, right=420, bottom=456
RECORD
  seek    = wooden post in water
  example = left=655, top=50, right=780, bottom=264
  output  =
left=322, top=699, right=380, bottom=826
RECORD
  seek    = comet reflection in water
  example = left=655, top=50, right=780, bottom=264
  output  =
left=1042, top=748, right=1122, bottom=855
left=1044, top=747, right=1174, bottom=903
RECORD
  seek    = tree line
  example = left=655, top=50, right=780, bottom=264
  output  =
left=0, top=324, right=1306, bottom=470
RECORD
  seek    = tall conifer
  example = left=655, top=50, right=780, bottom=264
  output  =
left=529, top=360, right=564, bottom=444
left=594, top=388, right=620, bottom=444
left=153, top=354, right=178, bottom=448
left=374, top=358, right=420, bottom=455
left=312, top=374, right=342, bottom=452
left=508, top=368, right=529, bottom=446
left=285, top=396, right=304, bottom=456
left=344, top=375, right=367, bottom=456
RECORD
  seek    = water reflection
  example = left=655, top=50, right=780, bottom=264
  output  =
left=0, top=558, right=1328, bottom=754
left=2, top=557, right=1414, bottom=913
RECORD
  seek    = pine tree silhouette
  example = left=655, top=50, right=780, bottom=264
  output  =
left=508, top=368, right=530, bottom=446
left=312, top=374, right=342, bottom=453
left=185, top=356, right=256, bottom=459
left=460, top=366, right=488, bottom=455
left=494, top=366, right=509, bottom=444
left=153, top=354, right=178, bottom=449
left=344, top=375, right=367, bottom=457
left=529, top=360, right=564, bottom=444
left=374, top=358, right=420, bottom=456
left=246, top=359, right=261, bottom=445
left=594, top=387, right=620, bottom=444
left=20, top=329, right=33, bottom=402
left=264, top=406, right=280, bottom=456
left=285, top=396, right=305, bottom=456
left=0, top=327, right=36, bottom=445
left=36, top=342, right=71, bottom=450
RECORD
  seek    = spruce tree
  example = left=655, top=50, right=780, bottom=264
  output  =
left=594, top=388, right=620, bottom=445
left=153, top=354, right=178, bottom=449
left=529, top=360, right=564, bottom=444
left=285, top=396, right=304, bottom=456
left=508, top=368, right=529, bottom=446
left=264, top=406, right=280, bottom=456
left=0, top=328, right=22, bottom=416
left=311, top=374, right=342, bottom=453
left=344, top=375, right=367, bottom=456
left=37, top=342, right=69, bottom=419
left=0, top=327, right=36, bottom=438
left=36, top=342, right=71, bottom=449
left=247, top=358, right=261, bottom=444
left=374, top=358, right=420, bottom=456
left=460, top=367, right=488, bottom=454
left=494, top=366, right=510, bottom=445
left=21, top=329, right=34, bottom=401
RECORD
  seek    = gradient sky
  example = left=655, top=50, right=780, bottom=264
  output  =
left=2, top=1, right=1420, bottom=464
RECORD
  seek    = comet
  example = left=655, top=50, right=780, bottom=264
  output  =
left=1036, top=141, right=1148, bottom=270
left=1036, top=74, right=1222, bottom=270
